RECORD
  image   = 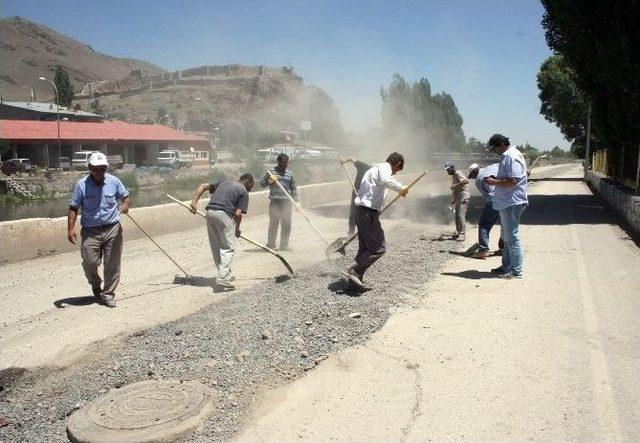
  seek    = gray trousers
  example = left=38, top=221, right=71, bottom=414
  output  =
left=267, top=199, right=292, bottom=248
left=206, top=209, right=236, bottom=281
left=353, top=205, right=386, bottom=278
left=81, top=223, right=123, bottom=296
left=455, top=199, right=469, bottom=234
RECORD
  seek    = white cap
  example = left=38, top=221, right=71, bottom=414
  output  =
left=88, top=152, right=109, bottom=167
left=468, top=163, right=479, bottom=173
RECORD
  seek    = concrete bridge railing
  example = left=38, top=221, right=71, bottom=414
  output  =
left=0, top=179, right=354, bottom=264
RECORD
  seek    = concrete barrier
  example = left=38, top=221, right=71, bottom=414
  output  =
left=0, top=180, right=354, bottom=264
left=585, top=170, right=640, bottom=235
left=1, top=172, right=425, bottom=264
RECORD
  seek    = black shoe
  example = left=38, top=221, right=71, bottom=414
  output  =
left=92, top=285, right=102, bottom=301
left=491, top=266, right=508, bottom=274
left=341, top=268, right=371, bottom=290
left=99, top=294, right=116, bottom=308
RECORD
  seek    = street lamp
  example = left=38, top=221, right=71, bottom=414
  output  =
left=39, top=76, right=60, bottom=169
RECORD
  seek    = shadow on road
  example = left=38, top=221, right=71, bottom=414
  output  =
left=528, top=177, right=583, bottom=182
left=327, top=280, right=369, bottom=297
left=442, top=270, right=497, bottom=280
left=53, top=295, right=98, bottom=308
left=311, top=190, right=624, bottom=229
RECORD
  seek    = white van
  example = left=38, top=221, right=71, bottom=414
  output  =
left=71, top=151, right=95, bottom=170
left=158, top=150, right=193, bottom=168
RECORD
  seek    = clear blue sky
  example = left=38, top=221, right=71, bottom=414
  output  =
left=3, top=0, right=568, bottom=149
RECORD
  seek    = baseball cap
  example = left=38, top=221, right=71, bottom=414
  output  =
left=486, top=133, right=509, bottom=152
left=88, top=152, right=109, bottom=167
left=444, top=161, right=455, bottom=170
left=468, top=163, right=479, bottom=173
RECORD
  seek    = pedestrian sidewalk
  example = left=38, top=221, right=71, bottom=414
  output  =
left=237, top=165, right=640, bottom=442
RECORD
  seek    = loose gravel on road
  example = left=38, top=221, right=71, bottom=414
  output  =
left=0, top=223, right=463, bottom=442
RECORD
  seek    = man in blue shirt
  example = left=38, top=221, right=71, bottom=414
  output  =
left=483, top=134, right=528, bottom=278
left=260, top=153, right=298, bottom=250
left=467, top=162, right=503, bottom=259
left=68, top=152, right=130, bottom=307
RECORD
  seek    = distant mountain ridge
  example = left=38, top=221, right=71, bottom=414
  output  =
left=0, top=16, right=165, bottom=101
left=0, top=16, right=345, bottom=147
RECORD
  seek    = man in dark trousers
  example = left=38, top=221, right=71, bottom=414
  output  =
left=339, top=156, right=371, bottom=236
left=190, top=173, right=254, bottom=289
left=445, top=161, right=470, bottom=241
left=261, top=153, right=297, bottom=251
left=467, top=163, right=503, bottom=258
left=67, top=152, right=130, bottom=308
left=342, top=152, right=409, bottom=290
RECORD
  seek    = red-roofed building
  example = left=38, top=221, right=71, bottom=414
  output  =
left=0, top=119, right=212, bottom=167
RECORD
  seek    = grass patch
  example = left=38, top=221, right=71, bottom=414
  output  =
left=114, top=172, right=139, bottom=190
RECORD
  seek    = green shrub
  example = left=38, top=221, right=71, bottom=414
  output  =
left=115, top=172, right=139, bottom=190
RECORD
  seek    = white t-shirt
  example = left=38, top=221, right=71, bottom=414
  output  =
left=354, top=162, right=403, bottom=211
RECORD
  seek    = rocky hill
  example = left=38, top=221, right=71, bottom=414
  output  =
left=0, top=16, right=165, bottom=101
left=0, top=16, right=345, bottom=147
left=74, top=66, right=345, bottom=147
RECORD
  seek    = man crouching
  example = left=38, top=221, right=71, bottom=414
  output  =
left=190, top=174, right=254, bottom=289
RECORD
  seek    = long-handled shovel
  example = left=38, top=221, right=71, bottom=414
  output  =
left=125, top=212, right=192, bottom=279
left=266, top=170, right=332, bottom=249
left=165, top=194, right=295, bottom=276
left=327, top=170, right=429, bottom=256
left=337, top=154, right=357, bottom=193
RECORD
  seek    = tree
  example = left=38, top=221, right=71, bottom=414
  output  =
left=537, top=55, right=591, bottom=153
left=90, top=99, right=104, bottom=115
left=464, top=137, right=485, bottom=153
left=541, top=0, right=640, bottom=178
left=53, top=66, right=74, bottom=107
left=380, top=73, right=465, bottom=157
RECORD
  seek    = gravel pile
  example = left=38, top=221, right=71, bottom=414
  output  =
left=0, top=224, right=462, bottom=442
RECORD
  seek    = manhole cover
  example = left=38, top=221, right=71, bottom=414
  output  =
left=67, top=380, right=214, bottom=443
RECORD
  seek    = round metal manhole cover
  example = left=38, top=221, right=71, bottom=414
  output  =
left=67, top=380, right=214, bottom=443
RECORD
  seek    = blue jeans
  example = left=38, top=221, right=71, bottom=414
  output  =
left=478, top=202, right=500, bottom=252
left=499, top=204, right=527, bottom=275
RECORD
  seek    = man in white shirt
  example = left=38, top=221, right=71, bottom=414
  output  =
left=342, top=152, right=409, bottom=290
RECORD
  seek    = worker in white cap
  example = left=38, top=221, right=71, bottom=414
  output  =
left=445, top=161, right=470, bottom=240
left=67, top=152, right=130, bottom=307
left=467, top=162, right=503, bottom=258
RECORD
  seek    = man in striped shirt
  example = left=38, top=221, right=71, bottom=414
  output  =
left=261, top=153, right=298, bottom=250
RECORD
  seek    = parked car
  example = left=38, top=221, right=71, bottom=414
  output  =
left=157, top=150, right=193, bottom=168
left=71, top=151, right=95, bottom=170
left=58, top=156, right=71, bottom=171
left=1, top=158, right=33, bottom=176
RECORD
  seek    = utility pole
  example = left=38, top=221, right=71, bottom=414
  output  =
left=39, top=76, right=60, bottom=169
left=635, top=144, right=640, bottom=195
left=584, top=101, right=592, bottom=172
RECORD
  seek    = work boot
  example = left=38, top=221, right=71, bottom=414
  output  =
left=491, top=266, right=508, bottom=274
left=341, top=268, right=368, bottom=290
left=215, top=277, right=235, bottom=289
left=99, top=294, right=116, bottom=308
left=498, top=272, right=523, bottom=279
left=472, top=250, right=489, bottom=259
